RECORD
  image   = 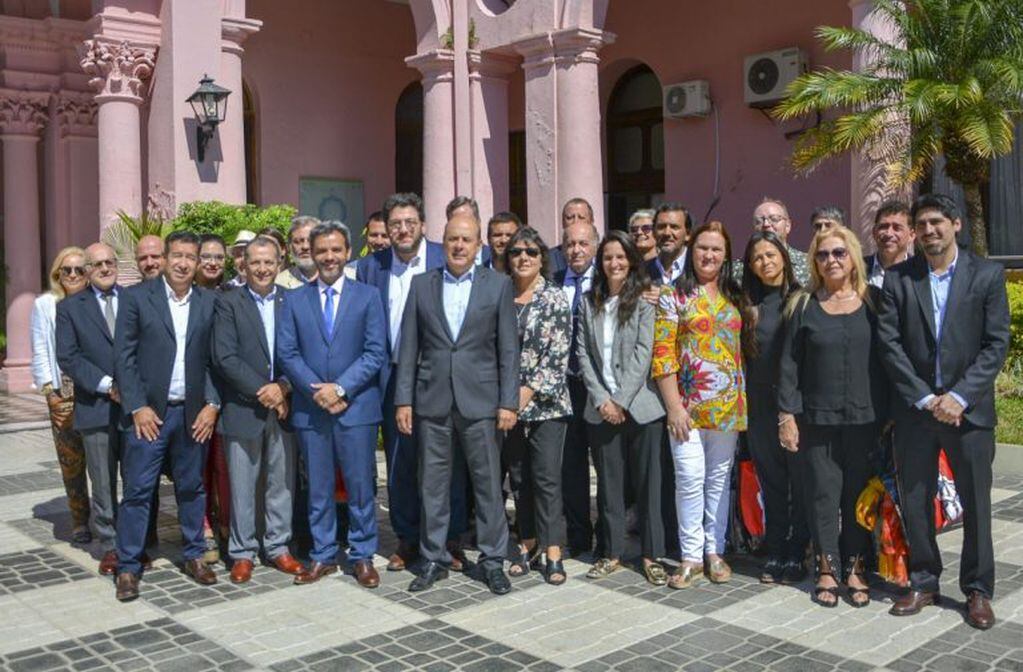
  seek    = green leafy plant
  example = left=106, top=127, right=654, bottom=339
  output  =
left=1007, top=278, right=1023, bottom=366
left=775, top=0, right=1023, bottom=256
left=170, top=201, right=295, bottom=243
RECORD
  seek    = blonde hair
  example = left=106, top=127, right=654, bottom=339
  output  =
left=785, top=225, right=869, bottom=317
left=48, top=246, right=87, bottom=301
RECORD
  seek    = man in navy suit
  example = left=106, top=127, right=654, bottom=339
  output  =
left=56, top=242, right=124, bottom=576
left=113, top=231, right=221, bottom=601
left=279, top=221, right=387, bottom=588
left=549, top=198, right=594, bottom=275
left=357, top=192, right=468, bottom=573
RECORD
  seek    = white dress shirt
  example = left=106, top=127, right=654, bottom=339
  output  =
left=248, top=286, right=277, bottom=371
left=601, top=296, right=620, bottom=394
left=164, top=278, right=192, bottom=402
left=655, top=249, right=687, bottom=285
left=317, top=276, right=346, bottom=328
left=914, top=250, right=967, bottom=410
left=388, top=237, right=428, bottom=351
left=562, top=265, right=594, bottom=308
left=93, top=285, right=118, bottom=393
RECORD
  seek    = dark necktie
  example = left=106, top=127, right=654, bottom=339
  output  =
left=568, top=274, right=583, bottom=376
left=102, top=292, right=116, bottom=336
left=323, top=286, right=336, bottom=335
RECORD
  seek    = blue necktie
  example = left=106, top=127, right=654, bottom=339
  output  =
left=568, top=274, right=583, bottom=375
left=323, top=286, right=335, bottom=335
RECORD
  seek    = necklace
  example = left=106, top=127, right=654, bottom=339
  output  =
left=820, top=289, right=858, bottom=302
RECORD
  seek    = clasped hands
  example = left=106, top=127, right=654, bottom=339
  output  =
left=598, top=399, right=626, bottom=425
left=131, top=402, right=218, bottom=443
left=311, top=383, right=347, bottom=415
left=257, top=382, right=290, bottom=420
left=925, top=393, right=965, bottom=427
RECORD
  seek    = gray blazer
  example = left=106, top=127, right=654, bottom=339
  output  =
left=394, top=265, right=520, bottom=420
left=576, top=297, right=665, bottom=425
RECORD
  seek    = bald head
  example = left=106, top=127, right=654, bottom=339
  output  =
left=564, top=222, right=598, bottom=274
left=86, top=242, right=118, bottom=291
left=135, top=234, right=165, bottom=280
left=443, top=214, right=482, bottom=277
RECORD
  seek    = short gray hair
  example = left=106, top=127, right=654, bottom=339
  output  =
left=245, top=235, right=282, bottom=261
left=628, top=209, right=655, bottom=227
left=309, top=220, right=352, bottom=250
left=288, top=215, right=320, bottom=241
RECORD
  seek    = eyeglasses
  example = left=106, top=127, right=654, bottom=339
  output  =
left=200, top=254, right=226, bottom=263
left=814, top=247, right=849, bottom=263
left=508, top=247, right=541, bottom=258
left=629, top=225, right=653, bottom=235
left=387, top=218, right=420, bottom=231
left=754, top=215, right=788, bottom=225
left=60, top=266, right=86, bottom=277
left=87, top=259, right=117, bottom=269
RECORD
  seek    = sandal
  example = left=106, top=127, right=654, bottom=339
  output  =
left=643, top=561, right=668, bottom=586
left=812, top=554, right=839, bottom=608
left=508, top=546, right=536, bottom=577
left=668, top=563, right=703, bottom=590
left=845, top=556, right=870, bottom=608
left=586, top=558, right=621, bottom=579
left=545, top=558, right=567, bottom=586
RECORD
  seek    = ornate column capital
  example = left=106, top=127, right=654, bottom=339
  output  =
left=406, top=49, right=456, bottom=85
left=0, top=89, right=50, bottom=137
left=221, top=16, right=262, bottom=57
left=53, top=90, right=98, bottom=138
left=467, top=50, right=519, bottom=81
left=551, top=28, right=614, bottom=66
left=79, top=39, right=156, bottom=104
left=512, top=33, right=556, bottom=74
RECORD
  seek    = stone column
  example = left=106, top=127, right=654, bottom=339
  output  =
left=514, top=34, right=560, bottom=243
left=50, top=91, right=99, bottom=254
left=468, top=51, right=518, bottom=233
left=220, top=16, right=261, bottom=204
left=0, top=90, right=49, bottom=392
left=79, top=39, right=155, bottom=232
left=407, top=49, right=456, bottom=239
left=848, top=0, right=908, bottom=246
left=553, top=28, right=611, bottom=234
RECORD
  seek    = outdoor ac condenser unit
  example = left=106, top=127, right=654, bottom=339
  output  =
left=743, top=48, right=807, bottom=108
left=663, top=80, right=711, bottom=118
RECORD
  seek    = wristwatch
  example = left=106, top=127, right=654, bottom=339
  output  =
left=335, top=384, right=348, bottom=402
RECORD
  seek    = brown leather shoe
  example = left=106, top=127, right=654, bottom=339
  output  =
left=353, top=560, right=380, bottom=588
left=270, top=552, right=304, bottom=576
left=387, top=541, right=419, bottom=572
left=448, top=541, right=467, bottom=573
left=889, top=589, right=939, bottom=616
left=115, top=572, right=139, bottom=602
left=966, top=591, right=995, bottom=630
left=141, top=553, right=153, bottom=570
left=293, top=561, right=338, bottom=585
left=184, top=558, right=217, bottom=585
left=99, top=551, right=118, bottom=576
left=230, top=559, right=253, bottom=584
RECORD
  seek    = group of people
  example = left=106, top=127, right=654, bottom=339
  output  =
left=31, top=188, right=1008, bottom=631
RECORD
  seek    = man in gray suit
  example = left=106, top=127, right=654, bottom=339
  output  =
left=212, top=236, right=304, bottom=583
left=395, top=213, right=520, bottom=595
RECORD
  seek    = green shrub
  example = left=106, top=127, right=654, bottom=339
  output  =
left=1008, top=279, right=1023, bottom=367
left=170, top=201, right=296, bottom=244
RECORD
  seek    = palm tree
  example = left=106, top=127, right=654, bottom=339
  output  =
left=775, top=0, right=1023, bottom=255
left=100, top=210, right=173, bottom=284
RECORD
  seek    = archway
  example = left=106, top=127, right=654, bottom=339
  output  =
left=605, top=64, right=665, bottom=230
left=243, top=81, right=259, bottom=204
left=395, top=81, right=424, bottom=197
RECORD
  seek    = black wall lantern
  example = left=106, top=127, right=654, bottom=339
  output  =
left=186, top=74, right=231, bottom=162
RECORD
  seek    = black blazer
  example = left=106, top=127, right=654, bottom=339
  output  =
left=55, top=286, right=121, bottom=431
left=877, top=252, right=1010, bottom=428
left=114, top=278, right=220, bottom=430
left=211, top=285, right=290, bottom=439
left=394, top=266, right=519, bottom=420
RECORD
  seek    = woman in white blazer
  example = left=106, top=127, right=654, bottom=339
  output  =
left=32, top=246, right=91, bottom=543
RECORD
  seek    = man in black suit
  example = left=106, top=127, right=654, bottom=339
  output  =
left=865, top=199, right=914, bottom=288
left=555, top=220, right=598, bottom=556
left=56, top=243, right=123, bottom=576
left=645, top=202, right=692, bottom=287
left=395, top=213, right=520, bottom=594
left=878, top=194, right=1010, bottom=630
left=212, top=236, right=305, bottom=584
left=113, top=230, right=221, bottom=601
left=549, top=197, right=593, bottom=275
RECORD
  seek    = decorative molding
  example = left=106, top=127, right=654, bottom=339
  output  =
left=0, top=89, right=50, bottom=137
left=467, top=50, right=519, bottom=80
left=221, top=16, right=262, bottom=56
left=79, top=39, right=156, bottom=104
left=513, top=33, right=556, bottom=73
left=406, top=49, right=456, bottom=85
left=146, top=185, right=176, bottom=222
left=0, top=16, right=89, bottom=55
left=551, top=27, right=614, bottom=66
left=52, top=90, right=97, bottom=137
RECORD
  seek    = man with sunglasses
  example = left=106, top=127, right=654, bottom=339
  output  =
left=56, top=243, right=124, bottom=575
left=878, top=194, right=1009, bottom=630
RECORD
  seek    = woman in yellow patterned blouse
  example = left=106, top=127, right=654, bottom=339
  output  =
left=652, top=221, right=752, bottom=589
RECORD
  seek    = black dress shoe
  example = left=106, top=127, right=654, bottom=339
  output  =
left=409, top=561, right=449, bottom=592
left=781, top=559, right=808, bottom=584
left=484, top=566, right=512, bottom=595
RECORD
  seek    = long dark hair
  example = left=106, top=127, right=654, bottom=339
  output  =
left=741, top=231, right=799, bottom=305
left=503, top=227, right=551, bottom=280
left=676, top=221, right=756, bottom=361
left=589, top=230, right=649, bottom=324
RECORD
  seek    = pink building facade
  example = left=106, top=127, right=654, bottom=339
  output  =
left=0, top=0, right=900, bottom=391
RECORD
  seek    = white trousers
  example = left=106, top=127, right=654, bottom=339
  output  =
left=671, top=428, right=739, bottom=563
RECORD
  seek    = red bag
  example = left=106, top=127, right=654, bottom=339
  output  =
left=739, top=460, right=765, bottom=539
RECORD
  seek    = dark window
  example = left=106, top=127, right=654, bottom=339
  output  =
left=395, top=82, right=424, bottom=197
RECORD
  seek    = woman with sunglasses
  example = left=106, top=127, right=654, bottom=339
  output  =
left=740, top=232, right=809, bottom=584
left=628, top=209, right=658, bottom=262
left=778, top=225, right=886, bottom=608
left=502, top=227, right=573, bottom=584
left=31, top=247, right=92, bottom=543
left=653, top=221, right=752, bottom=589
left=577, top=231, right=667, bottom=584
